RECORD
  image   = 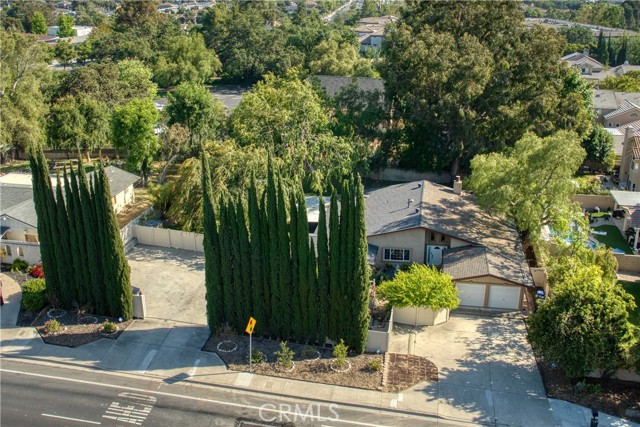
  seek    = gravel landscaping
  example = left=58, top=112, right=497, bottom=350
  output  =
left=31, top=306, right=131, bottom=347
left=204, top=334, right=440, bottom=392
left=204, top=334, right=384, bottom=390
left=538, top=360, right=640, bottom=423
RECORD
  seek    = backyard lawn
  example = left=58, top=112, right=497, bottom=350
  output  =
left=591, top=225, right=633, bottom=254
left=620, top=281, right=640, bottom=327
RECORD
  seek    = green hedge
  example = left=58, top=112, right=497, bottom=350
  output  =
left=21, top=279, right=46, bottom=312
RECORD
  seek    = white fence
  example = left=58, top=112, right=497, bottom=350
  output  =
left=132, top=225, right=204, bottom=252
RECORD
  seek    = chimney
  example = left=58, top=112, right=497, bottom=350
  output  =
left=583, top=48, right=590, bottom=57
left=453, top=176, right=463, bottom=195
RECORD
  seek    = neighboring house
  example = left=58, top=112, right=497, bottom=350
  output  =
left=311, top=75, right=384, bottom=98
left=619, top=131, right=640, bottom=191
left=354, top=15, right=397, bottom=53
left=47, top=25, right=93, bottom=37
left=562, top=50, right=640, bottom=82
left=365, top=180, right=534, bottom=311
left=526, top=17, right=638, bottom=39
left=0, top=166, right=139, bottom=265
left=604, top=100, right=640, bottom=128
left=593, top=90, right=640, bottom=123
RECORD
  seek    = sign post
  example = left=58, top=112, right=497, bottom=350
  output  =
left=245, top=317, right=256, bottom=373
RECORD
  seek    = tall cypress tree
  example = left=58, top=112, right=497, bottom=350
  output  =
left=595, top=30, right=605, bottom=63
left=296, top=190, right=310, bottom=342
left=617, top=37, right=627, bottom=66
left=259, top=190, right=272, bottom=336
left=228, top=200, right=244, bottom=330
left=69, top=167, right=93, bottom=306
left=316, top=193, right=330, bottom=345
left=64, top=167, right=88, bottom=306
left=96, top=163, right=132, bottom=320
left=218, top=198, right=234, bottom=327
left=29, top=149, right=61, bottom=298
left=351, top=176, right=370, bottom=354
left=328, top=189, right=341, bottom=341
left=276, top=176, right=291, bottom=339
left=307, top=239, right=317, bottom=344
left=78, top=159, right=105, bottom=314
left=248, top=177, right=267, bottom=335
left=54, top=175, right=75, bottom=306
left=201, top=153, right=224, bottom=331
left=237, top=198, right=253, bottom=328
left=92, top=172, right=112, bottom=315
left=608, top=36, right=615, bottom=66
left=266, top=162, right=281, bottom=336
left=288, top=191, right=303, bottom=341
left=337, top=180, right=352, bottom=342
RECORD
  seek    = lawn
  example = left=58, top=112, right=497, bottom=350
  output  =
left=591, top=225, right=633, bottom=254
left=590, top=211, right=611, bottom=219
left=620, top=281, right=640, bottom=327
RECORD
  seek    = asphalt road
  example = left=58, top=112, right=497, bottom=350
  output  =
left=0, top=359, right=445, bottom=427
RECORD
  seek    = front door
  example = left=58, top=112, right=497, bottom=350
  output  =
left=426, top=245, right=444, bottom=266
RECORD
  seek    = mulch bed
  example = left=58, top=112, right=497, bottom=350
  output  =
left=32, top=306, right=132, bottom=347
left=385, top=353, right=438, bottom=393
left=538, top=360, right=640, bottom=423
left=203, top=335, right=384, bottom=390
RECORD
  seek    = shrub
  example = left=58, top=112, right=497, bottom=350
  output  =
left=367, top=358, right=382, bottom=372
left=10, top=258, right=28, bottom=272
left=333, top=339, right=348, bottom=368
left=30, top=263, right=44, bottom=278
left=251, top=348, right=266, bottom=364
left=21, top=279, right=46, bottom=312
left=275, top=341, right=294, bottom=369
left=43, top=319, right=62, bottom=333
left=102, top=321, right=117, bottom=334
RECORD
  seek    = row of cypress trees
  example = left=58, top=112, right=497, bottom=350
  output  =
left=202, top=155, right=370, bottom=353
left=30, top=148, right=133, bottom=319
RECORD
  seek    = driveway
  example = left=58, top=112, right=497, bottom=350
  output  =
left=389, top=312, right=556, bottom=427
left=127, top=245, right=206, bottom=325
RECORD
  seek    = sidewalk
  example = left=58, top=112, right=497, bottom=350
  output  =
left=1, top=286, right=638, bottom=426
left=0, top=273, right=22, bottom=328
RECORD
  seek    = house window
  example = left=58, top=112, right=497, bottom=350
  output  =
left=440, top=234, right=446, bottom=242
left=608, top=122, right=612, bottom=127
left=4, top=245, right=11, bottom=256
left=383, top=248, right=411, bottom=262
left=616, top=123, right=620, bottom=127
left=430, top=232, right=435, bottom=241
left=17, top=246, right=24, bottom=257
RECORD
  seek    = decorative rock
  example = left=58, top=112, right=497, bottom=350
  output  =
left=79, top=316, right=98, bottom=325
left=330, top=360, right=352, bottom=373
left=216, top=340, right=238, bottom=353
left=47, top=308, right=66, bottom=319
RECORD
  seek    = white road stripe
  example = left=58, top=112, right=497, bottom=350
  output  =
left=42, top=413, right=101, bottom=424
left=7, top=369, right=389, bottom=427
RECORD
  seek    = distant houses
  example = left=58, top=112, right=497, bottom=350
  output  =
left=354, top=15, right=397, bottom=53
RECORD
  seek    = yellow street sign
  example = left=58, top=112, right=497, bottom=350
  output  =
left=245, top=317, right=256, bottom=335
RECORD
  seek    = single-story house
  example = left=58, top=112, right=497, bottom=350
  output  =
left=365, top=180, right=534, bottom=311
left=1, top=166, right=139, bottom=265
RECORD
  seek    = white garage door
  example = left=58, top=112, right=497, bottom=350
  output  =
left=487, top=285, right=521, bottom=310
left=457, top=283, right=486, bottom=307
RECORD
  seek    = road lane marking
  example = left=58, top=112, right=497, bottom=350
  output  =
left=4, top=369, right=390, bottom=427
left=42, top=413, right=101, bottom=424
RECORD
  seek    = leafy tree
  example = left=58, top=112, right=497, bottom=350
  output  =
left=229, top=73, right=363, bottom=190
left=528, top=264, right=635, bottom=379
left=468, top=131, right=586, bottom=241
left=48, top=95, right=110, bottom=155
left=308, top=38, right=374, bottom=77
left=0, top=32, right=50, bottom=160
left=377, top=264, right=460, bottom=310
left=582, top=125, right=616, bottom=171
left=157, top=124, right=189, bottom=184
left=111, top=98, right=160, bottom=186
left=380, top=0, right=592, bottom=174
left=154, top=33, right=222, bottom=88
left=575, top=2, right=626, bottom=29
left=166, top=82, right=226, bottom=149
left=30, top=11, right=47, bottom=34
left=53, top=40, right=75, bottom=69
left=600, top=70, right=640, bottom=92
left=560, top=25, right=594, bottom=45
left=58, top=14, right=74, bottom=37
left=115, top=0, right=162, bottom=30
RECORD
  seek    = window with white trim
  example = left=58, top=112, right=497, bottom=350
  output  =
left=17, top=246, right=24, bottom=257
left=383, top=248, right=411, bottom=262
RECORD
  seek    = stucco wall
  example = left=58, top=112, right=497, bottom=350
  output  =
left=368, top=228, right=426, bottom=267
left=1, top=240, right=40, bottom=265
left=573, top=194, right=615, bottom=210
left=132, top=225, right=204, bottom=253
left=393, top=306, right=449, bottom=326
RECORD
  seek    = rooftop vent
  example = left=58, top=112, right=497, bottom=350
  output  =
left=407, top=198, right=414, bottom=208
